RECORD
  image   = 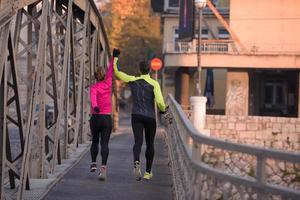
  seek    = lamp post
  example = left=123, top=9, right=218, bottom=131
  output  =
left=195, top=0, right=207, bottom=96
left=190, top=0, right=208, bottom=135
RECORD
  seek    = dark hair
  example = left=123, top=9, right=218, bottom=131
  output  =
left=139, top=61, right=150, bottom=75
left=94, top=67, right=105, bottom=81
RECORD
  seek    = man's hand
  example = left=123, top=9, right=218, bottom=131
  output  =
left=159, top=105, right=169, bottom=114
left=93, top=107, right=100, bottom=113
left=113, top=48, right=120, bottom=57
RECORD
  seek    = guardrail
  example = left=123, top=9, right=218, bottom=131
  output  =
left=164, top=94, right=300, bottom=200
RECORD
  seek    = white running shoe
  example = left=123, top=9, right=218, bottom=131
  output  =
left=134, top=161, right=142, bottom=181
left=98, top=166, right=107, bottom=181
left=90, top=163, right=97, bottom=172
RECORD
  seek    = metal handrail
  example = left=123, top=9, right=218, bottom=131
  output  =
left=165, top=94, right=300, bottom=200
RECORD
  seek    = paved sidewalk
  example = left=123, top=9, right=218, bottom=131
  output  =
left=44, top=121, right=172, bottom=200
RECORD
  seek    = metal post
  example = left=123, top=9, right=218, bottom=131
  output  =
left=51, top=0, right=73, bottom=173
left=155, top=70, right=158, bottom=120
left=27, top=5, right=33, bottom=119
left=257, top=155, right=267, bottom=200
left=0, top=65, right=4, bottom=199
left=197, top=8, right=202, bottom=96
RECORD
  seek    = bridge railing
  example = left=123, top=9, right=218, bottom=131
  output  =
left=164, top=94, right=300, bottom=200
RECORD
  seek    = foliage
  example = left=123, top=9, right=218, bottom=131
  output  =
left=101, top=0, right=162, bottom=75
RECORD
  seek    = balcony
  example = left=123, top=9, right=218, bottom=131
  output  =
left=164, top=6, right=230, bottom=17
left=165, top=40, right=234, bottom=54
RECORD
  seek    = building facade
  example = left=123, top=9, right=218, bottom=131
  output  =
left=159, top=0, right=230, bottom=114
left=154, top=0, right=300, bottom=117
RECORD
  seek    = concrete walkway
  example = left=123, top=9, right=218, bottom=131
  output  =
left=44, top=118, right=172, bottom=200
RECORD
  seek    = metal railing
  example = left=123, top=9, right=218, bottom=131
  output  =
left=164, top=94, right=300, bottom=200
left=165, top=40, right=233, bottom=54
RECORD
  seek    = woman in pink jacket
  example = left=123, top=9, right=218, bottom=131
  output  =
left=89, top=49, right=119, bottom=180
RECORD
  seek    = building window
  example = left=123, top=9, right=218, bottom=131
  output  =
left=218, top=27, right=229, bottom=39
left=264, top=81, right=284, bottom=108
left=169, top=0, right=179, bottom=8
left=195, top=28, right=209, bottom=40
left=173, top=28, right=180, bottom=51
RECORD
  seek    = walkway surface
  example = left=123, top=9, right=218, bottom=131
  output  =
left=44, top=116, right=173, bottom=200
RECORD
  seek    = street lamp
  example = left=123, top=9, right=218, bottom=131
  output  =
left=195, top=0, right=207, bottom=96
left=189, top=0, right=208, bottom=134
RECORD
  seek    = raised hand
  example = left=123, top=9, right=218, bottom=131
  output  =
left=113, top=48, right=120, bottom=57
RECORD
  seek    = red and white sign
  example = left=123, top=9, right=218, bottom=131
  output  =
left=150, top=58, right=163, bottom=71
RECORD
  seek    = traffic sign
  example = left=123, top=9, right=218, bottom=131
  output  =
left=150, top=58, right=163, bottom=71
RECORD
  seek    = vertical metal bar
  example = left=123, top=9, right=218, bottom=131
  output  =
left=13, top=10, right=22, bottom=48
left=17, top=65, right=37, bottom=200
left=51, top=0, right=73, bottom=173
left=256, top=156, right=267, bottom=200
left=0, top=24, right=10, bottom=82
left=0, top=58, right=5, bottom=200
left=37, top=39, right=47, bottom=178
left=17, top=0, right=50, bottom=197
left=29, top=0, right=49, bottom=179
left=47, top=5, right=58, bottom=123
left=7, top=32, right=26, bottom=189
left=64, top=49, right=70, bottom=158
left=46, top=5, right=59, bottom=167
left=27, top=5, right=34, bottom=119
left=72, top=2, right=90, bottom=150
left=90, top=33, right=96, bottom=85
left=197, top=8, right=202, bottom=96
left=80, top=19, right=91, bottom=144
left=0, top=66, right=8, bottom=199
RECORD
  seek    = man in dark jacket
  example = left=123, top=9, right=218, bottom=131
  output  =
left=113, top=48, right=167, bottom=181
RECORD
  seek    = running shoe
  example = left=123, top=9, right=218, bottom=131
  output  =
left=143, top=172, right=153, bottom=180
left=98, top=166, right=107, bottom=181
left=90, top=163, right=97, bottom=172
left=134, top=161, right=142, bottom=181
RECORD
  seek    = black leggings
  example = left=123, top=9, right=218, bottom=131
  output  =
left=132, top=114, right=156, bottom=173
left=90, top=114, right=112, bottom=165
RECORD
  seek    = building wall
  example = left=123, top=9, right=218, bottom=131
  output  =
left=206, top=115, right=300, bottom=152
left=230, top=0, right=300, bottom=54
left=162, top=14, right=229, bottom=111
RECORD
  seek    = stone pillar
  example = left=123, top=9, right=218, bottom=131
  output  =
left=174, top=69, right=181, bottom=103
left=180, top=68, right=190, bottom=106
left=226, top=69, right=249, bottom=116
left=175, top=67, right=190, bottom=107
left=190, top=96, right=208, bottom=135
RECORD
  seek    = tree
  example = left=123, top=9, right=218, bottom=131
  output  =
left=101, top=0, right=162, bottom=75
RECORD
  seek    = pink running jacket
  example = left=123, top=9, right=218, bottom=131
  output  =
left=90, top=58, right=113, bottom=115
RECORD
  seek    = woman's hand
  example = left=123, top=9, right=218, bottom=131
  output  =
left=113, top=48, right=120, bottom=57
left=93, top=107, right=100, bottom=113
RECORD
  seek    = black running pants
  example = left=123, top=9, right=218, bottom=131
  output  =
left=132, top=114, right=156, bottom=173
left=90, top=114, right=112, bottom=165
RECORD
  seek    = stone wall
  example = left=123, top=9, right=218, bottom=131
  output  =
left=205, top=115, right=300, bottom=152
